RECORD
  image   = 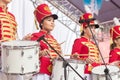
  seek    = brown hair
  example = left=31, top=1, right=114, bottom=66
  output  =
left=110, top=41, right=116, bottom=50
left=81, top=31, right=84, bottom=36
left=110, top=37, right=120, bottom=50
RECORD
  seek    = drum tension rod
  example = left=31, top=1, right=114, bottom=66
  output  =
left=21, top=49, right=24, bottom=57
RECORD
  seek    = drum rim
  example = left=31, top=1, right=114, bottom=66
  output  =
left=1, top=40, right=39, bottom=49
left=2, top=45, right=39, bottom=49
left=1, top=40, right=39, bottom=46
left=54, top=58, right=86, bottom=64
left=92, top=65, right=120, bottom=76
left=92, top=71, right=119, bottom=76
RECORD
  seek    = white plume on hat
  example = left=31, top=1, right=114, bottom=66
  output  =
left=84, top=5, right=94, bottom=16
left=113, top=17, right=120, bottom=25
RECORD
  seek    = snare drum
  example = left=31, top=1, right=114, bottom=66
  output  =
left=51, top=59, right=85, bottom=80
left=92, top=65, right=120, bottom=80
left=1, top=40, right=40, bottom=74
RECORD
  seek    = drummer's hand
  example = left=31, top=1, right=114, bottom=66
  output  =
left=39, top=49, right=50, bottom=56
left=22, top=33, right=32, bottom=40
left=86, top=57, right=96, bottom=64
left=71, top=53, right=79, bottom=59
left=110, top=61, right=120, bottom=67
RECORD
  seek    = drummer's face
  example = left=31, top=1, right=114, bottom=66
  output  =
left=84, top=26, right=95, bottom=39
left=41, top=16, right=55, bottom=32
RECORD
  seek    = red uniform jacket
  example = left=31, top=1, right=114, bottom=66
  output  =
left=0, top=7, right=17, bottom=56
left=72, top=36, right=100, bottom=74
left=0, top=7, right=17, bottom=42
left=109, top=48, right=120, bottom=63
left=31, top=30, right=61, bottom=75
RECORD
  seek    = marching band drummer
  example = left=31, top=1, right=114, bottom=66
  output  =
left=71, top=13, right=101, bottom=80
left=0, top=0, right=17, bottom=68
left=109, top=25, right=120, bottom=68
left=23, top=3, right=62, bottom=80
left=0, top=0, right=24, bottom=80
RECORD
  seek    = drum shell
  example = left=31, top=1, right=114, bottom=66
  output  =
left=51, top=59, right=86, bottom=80
left=92, top=65, right=120, bottom=80
left=1, top=40, right=40, bottom=74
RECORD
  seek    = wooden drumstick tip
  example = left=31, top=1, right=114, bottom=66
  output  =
left=60, top=41, right=66, bottom=45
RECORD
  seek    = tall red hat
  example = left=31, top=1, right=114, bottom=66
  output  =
left=79, top=13, right=99, bottom=28
left=110, top=25, right=120, bottom=40
left=34, top=3, right=58, bottom=23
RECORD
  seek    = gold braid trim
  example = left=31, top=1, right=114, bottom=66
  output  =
left=117, top=52, right=120, bottom=55
left=45, top=37, right=62, bottom=57
left=2, top=31, right=14, bottom=35
left=82, top=42, right=100, bottom=62
left=1, top=37, right=15, bottom=41
left=2, top=32, right=15, bottom=37
left=2, top=24, right=16, bottom=29
left=89, top=50, right=99, bottom=53
left=47, top=64, right=53, bottom=73
left=0, top=12, right=15, bottom=19
left=0, top=12, right=17, bottom=41
left=0, top=12, right=16, bottom=22
left=2, top=32, right=16, bottom=37
left=2, top=27, right=16, bottom=31
left=35, top=8, right=51, bottom=18
left=0, top=18, right=16, bottom=24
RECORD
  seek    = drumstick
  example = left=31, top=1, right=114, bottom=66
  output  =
left=64, top=54, right=89, bottom=56
left=102, top=55, right=112, bottom=59
left=64, top=54, right=112, bottom=58
left=60, top=41, right=66, bottom=45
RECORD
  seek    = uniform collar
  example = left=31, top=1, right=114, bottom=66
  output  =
left=81, top=36, right=90, bottom=41
left=114, top=47, right=120, bottom=49
left=40, top=30, right=51, bottom=35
